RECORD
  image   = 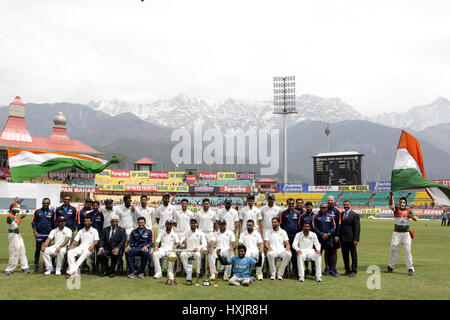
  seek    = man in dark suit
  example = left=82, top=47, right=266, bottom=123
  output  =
left=340, top=199, right=360, bottom=277
left=97, top=214, right=126, bottom=277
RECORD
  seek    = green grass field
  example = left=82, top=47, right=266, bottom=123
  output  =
left=1, top=218, right=449, bottom=300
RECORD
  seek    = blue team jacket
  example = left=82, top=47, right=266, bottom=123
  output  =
left=55, top=205, right=78, bottom=231
left=327, top=206, right=341, bottom=237
left=312, top=212, right=336, bottom=242
left=279, top=209, right=302, bottom=239
left=128, top=228, right=153, bottom=249
left=88, top=210, right=105, bottom=236
left=31, top=208, right=55, bottom=235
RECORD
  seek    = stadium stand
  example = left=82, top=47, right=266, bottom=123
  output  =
left=337, top=192, right=374, bottom=206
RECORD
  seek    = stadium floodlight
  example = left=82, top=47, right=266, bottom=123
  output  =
left=273, top=75, right=297, bottom=184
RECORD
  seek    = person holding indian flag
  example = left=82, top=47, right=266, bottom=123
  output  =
left=387, top=130, right=450, bottom=276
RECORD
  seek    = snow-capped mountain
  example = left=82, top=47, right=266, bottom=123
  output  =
left=370, top=97, right=450, bottom=131
left=87, top=94, right=366, bottom=132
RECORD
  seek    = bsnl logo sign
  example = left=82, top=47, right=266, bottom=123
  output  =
left=171, top=121, right=280, bottom=175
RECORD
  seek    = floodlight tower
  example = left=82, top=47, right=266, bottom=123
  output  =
left=273, top=76, right=297, bottom=184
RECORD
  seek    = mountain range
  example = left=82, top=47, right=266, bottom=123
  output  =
left=0, top=95, right=448, bottom=182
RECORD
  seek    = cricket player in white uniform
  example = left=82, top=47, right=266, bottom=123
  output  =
left=175, top=199, right=195, bottom=239
left=216, top=198, right=240, bottom=237
left=265, top=216, right=292, bottom=280
left=155, top=193, right=176, bottom=233
left=208, top=219, right=236, bottom=280
left=134, top=195, right=156, bottom=229
left=42, top=216, right=72, bottom=275
left=239, top=195, right=263, bottom=234
left=152, top=219, right=180, bottom=279
left=238, top=219, right=264, bottom=280
left=117, top=194, right=136, bottom=237
left=260, top=194, right=282, bottom=236
left=292, top=221, right=322, bottom=282
left=66, top=216, right=99, bottom=277
left=5, top=202, right=29, bottom=275
left=195, top=198, right=217, bottom=247
left=102, top=199, right=118, bottom=229
left=180, top=218, right=207, bottom=280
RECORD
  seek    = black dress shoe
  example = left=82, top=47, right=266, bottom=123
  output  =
left=349, top=272, right=356, bottom=277
left=99, top=272, right=108, bottom=277
left=109, top=273, right=116, bottom=278
left=385, top=266, right=394, bottom=273
left=343, top=271, right=351, bottom=276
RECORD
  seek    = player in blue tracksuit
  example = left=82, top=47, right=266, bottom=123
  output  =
left=279, top=198, right=302, bottom=276
left=77, top=198, right=93, bottom=231
left=125, top=217, right=153, bottom=278
left=31, top=198, right=55, bottom=271
left=300, top=201, right=316, bottom=275
left=88, top=201, right=105, bottom=236
left=327, top=195, right=342, bottom=275
left=55, top=195, right=78, bottom=232
left=218, top=244, right=263, bottom=286
left=312, top=203, right=337, bottom=276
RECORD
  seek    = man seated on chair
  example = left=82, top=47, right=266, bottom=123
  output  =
left=66, top=216, right=99, bottom=278
left=125, top=217, right=153, bottom=279
left=152, top=219, right=180, bottom=279
left=217, top=244, right=263, bottom=286
left=98, top=214, right=127, bottom=278
left=264, top=217, right=292, bottom=280
left=292, top=221, right=322, bottom=282
left=238, top=219, right=264, bottom=280
left=208, top=219, right=236, bottom=281
left=42, top=216, right=72, bottom=276
left=180, top=218, right=207, bottom=284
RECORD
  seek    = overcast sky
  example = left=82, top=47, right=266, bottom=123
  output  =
left=0, top=0, right=449, bottom=116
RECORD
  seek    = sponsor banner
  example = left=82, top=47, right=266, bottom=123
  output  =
left=220, top=186, right=251, bottom=193
left=259, top=187, right=277, bottom=193
left=97, top=170, right=110, bottom=176
left=193, top=186, right=215, bottom=193
left=99, top=184, right=125, bottom=191
left=169, top=172, right=187, bottom=179
left=61, top=187, right=97, bottom=193
left=217, top=172, right=237, bottom=180
left=149, top=171, right=169, bottom=179
left=433, top=179, right=450, bottom=188
left=420, top=208, right=445, bottom=215
left=48, top=172, right=96, bottom=180
left=157, top=185, right=189, bottom=193
left=67, top=179, right=96, bottom=187
left=368, top=181, right=392, bottom=191
left=125, top=185, right=158, bottom=192
left=110, top=170, right=131, bottom=179
left=0, top=168, right=11, bottom=179
left=359, top=208, right=382, bottom=214
left=236, top=172, right=255, bottom=180
left=131, top=171, right=150, bottom=178
left=308, top=185, right=339, bottom=192
left=338, top=185, right=369, bottom=192
left=186, top=175, right=197, bottom=184
left=199, top=172, right=217, bottom=180
left=278, top=183, right=309, bottom=193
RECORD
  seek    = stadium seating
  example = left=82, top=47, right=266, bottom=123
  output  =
left=409, top=191, right=433, bottom=207
left=337, top=192, right=373, bottom=206
left=272, top=193, right=325, bottom=206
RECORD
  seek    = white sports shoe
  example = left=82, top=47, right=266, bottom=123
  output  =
left=298, top=276, right=304, bottom=282
left=44, top=270, right=52, bottom=275
left=153, top=273, right=162, bottom=279
left=270, top=273, right=276, bottom=280
left=55, top=271, right=61, bottom=276
left=277, top=274, right=283, bottom=280
left=316, top=277, right=322, bottom=282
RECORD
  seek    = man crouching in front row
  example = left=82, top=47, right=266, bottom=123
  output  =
left=217, top=244, right=262, bottom=286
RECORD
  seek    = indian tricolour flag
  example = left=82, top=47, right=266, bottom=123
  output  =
left=8, top=149, right=119, bottom=183
left=391, top=130, right=450, bottom=206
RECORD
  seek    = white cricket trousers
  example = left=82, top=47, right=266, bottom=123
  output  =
left=153, top=248, right=175, bottom=277
left=43, top=245, right=67, bottom=272
left=180, top=251, right=202, bottom=274
left=296, top=249, right=322, bottom=278
left=208, top=249, right=234, bottom=278
left=267, top=249, right=292, bottom=276
left=6, top=233, right=29, bottom=272
left=67, top=247, right=92, bottom=274
left=246, top=250, right=264, bottom=276
left=388, top=231, right=414, bottom=271
left=229, top=276, right=251, bottom=286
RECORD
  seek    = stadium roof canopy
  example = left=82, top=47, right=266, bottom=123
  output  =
left=312, top=151, right=365, bottom=158
left=134, top=157, right=156, bottom=165
left=256, top=178, right=277, bottom=184
left=0, top=96, right=102, bottom=156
